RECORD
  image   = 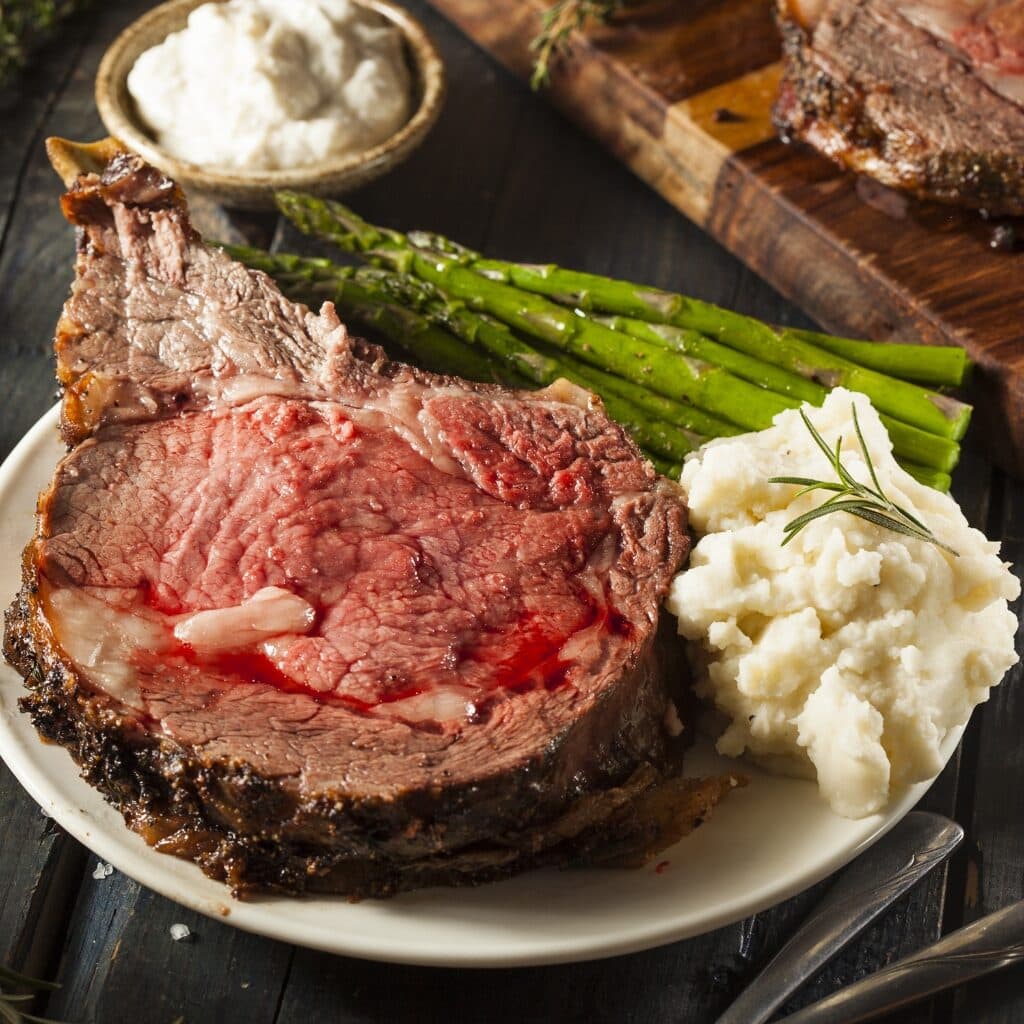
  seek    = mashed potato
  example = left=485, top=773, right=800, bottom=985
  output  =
left=667, top=389, right=1019, bottom=817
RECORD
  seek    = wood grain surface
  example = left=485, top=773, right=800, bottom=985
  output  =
left=424, top=0, right=1024, bottom=478
left=0, top=2, right=1022, bottom=1023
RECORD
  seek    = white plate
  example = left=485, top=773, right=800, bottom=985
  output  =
left=0, top=405, right=957, bottom=967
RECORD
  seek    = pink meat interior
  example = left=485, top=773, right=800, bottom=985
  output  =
left=38, top=394, right=633, bottom=725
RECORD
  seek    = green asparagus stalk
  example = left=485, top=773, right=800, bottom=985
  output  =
left=274, top=192, right=971, bottom=442
left=902, top=462, right=952, bottom=492
left=536, top=349, right=739, bottom=442
left=359, top=244, right=956, bottom=471
left=349, top=265, right=729, bottom=450
left=462, top=257, right=972, bottom=440
left=374, top=246, right=795, bottom=433
left=784, top=328, right=969, bottom=388
left=594, top=313, right=823, bottom=403
left=361, top=263, right=812, bottom=447
left=598, top=313, right=959, bottom=471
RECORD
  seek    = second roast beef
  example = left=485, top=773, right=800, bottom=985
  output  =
left=775, top=0, right=1024, bottom=214
left=4, top=145, right=730, bottom=898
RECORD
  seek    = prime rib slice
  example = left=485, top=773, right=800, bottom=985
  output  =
left=3, top=145, right=730, bottom=897
left=774, top=0, right=1024, bottom=214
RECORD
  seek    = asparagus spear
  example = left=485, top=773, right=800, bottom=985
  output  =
left=346, top=264, right=728, bottom=448
left=784, top=328, right=969, bottom=388
left=275, top=192, right=971, bottom=442
left=536, top=349, right=737, bottom=442
left=365, top=246, right=959, bottom=471
left=464, top=258, right=972, bottom=440
left=594, top=313, right=822, bottom=402
left=598, top=313, right=959, bottom=471
left=376, top=284, right=702, bottom=463
left=903, top=463, right=952, bottom=492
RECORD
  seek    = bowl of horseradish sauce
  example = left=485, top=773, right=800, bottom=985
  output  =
left=96, top=0, right=446, bottom=209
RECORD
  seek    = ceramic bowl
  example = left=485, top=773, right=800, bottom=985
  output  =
left=95, top=0, right=446, bottom=209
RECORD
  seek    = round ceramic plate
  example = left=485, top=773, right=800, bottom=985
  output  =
left=0, top=406, right=957, bottom=967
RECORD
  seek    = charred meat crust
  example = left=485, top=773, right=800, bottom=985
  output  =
left=774, top=0, right=1024, bottom=215
left=5, top=575, right=726, bottom=898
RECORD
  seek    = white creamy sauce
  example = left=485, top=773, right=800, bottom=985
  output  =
left=173, top=586, right=316, bottom=652
left=127, top=0, right=412, bottom=171
left=667, top=390, right=1020, bottom=818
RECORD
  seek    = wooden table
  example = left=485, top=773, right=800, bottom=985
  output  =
left=1, top=3, right=1021, bottom=1022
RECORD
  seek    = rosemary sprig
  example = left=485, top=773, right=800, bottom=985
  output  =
left=0, top=964, right=62, bottom=1024
left=529, top=0, right=635, bottom=89
left=769, top=405, right=959, bottom=556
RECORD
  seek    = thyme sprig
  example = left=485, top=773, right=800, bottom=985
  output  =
left=529, top=0, right=634, bottom=89
left=0, top=964, right=62, bottom=1024
left=769, top=405, right=959, bottom=556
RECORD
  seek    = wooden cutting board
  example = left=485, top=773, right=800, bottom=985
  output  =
left=424, top=0, right=1024, bottom=475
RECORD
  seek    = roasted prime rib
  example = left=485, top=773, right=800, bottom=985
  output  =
left=775, top=0, right=1024, bottom=214
left=3, top=145, right=731, bottom=897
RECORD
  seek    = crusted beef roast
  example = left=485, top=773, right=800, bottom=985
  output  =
left=3, top=148, right=731, bottom=898
left=775, top=0, right=1024, bottom=214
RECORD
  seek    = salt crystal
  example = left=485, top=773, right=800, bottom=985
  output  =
left=92, top=861, right=114, bottom=880
left=169, top=923, right=192, bottom=942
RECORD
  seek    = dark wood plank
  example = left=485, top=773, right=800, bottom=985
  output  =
left=0, top=0, right=116, bottom=992
left=0, top=762, right=85, bottom=980
left=0, top=7, right=97, bottom=247
left=44, top=864, right=292, bottom=1024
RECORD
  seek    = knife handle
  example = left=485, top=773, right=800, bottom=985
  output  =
left=715, top=812, right=964, bottom=1024
left=777, top=899, right=1024, bottom=1024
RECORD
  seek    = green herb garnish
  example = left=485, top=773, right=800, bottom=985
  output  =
left=529, top=0, right=634, bottom=89
left=769, top=405, right=959, bottom=556
left=0, top=963, right=63, bottom=1024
